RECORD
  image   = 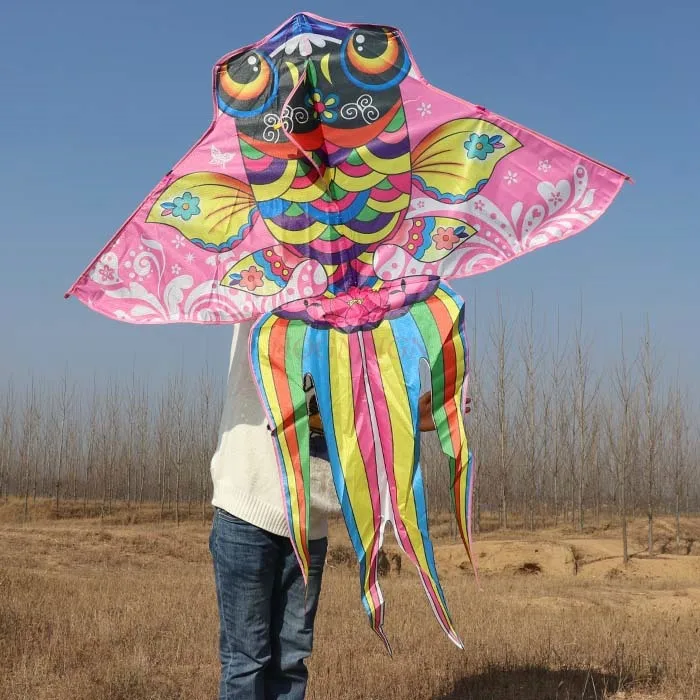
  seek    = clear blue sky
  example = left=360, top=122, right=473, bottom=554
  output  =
left=1, top=0, right=698, bottom=394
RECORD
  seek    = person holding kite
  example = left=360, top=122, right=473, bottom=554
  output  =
left=67, top=11, right=628, bottom=697
left=208, top=317, right=468, bottom=698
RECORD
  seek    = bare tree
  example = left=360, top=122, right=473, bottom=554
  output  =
left=488, top=297, right=514, bottom=529
left=640, top=317, right=662, bottom=555
left=167, top=371, right=188, bottom=527
left=540, top=388, right=551, bottom=527
left=133, top=382, right=150, bottom=510
left=668, top=378, right=689, bottom=553
left=125, top=369, right=138, bottom=509
left=99, top=383, right=121, bottom=516
left=19, top=379, right=40, bottom=521
left=156, top=388, right=171, bottom=520
left=573, top=306, right=598, bottom=531
left=518, top=293, right=542, bottom=530
left=548, top=310, right=568, bottom=526
left=589, top=407, right=603, bottom=526
left=0, top=380, right=16, bottom=503
left=84, top=378, right=100, bottom=514
left=53, top=372, right=75, bottom=516
left=66, top=405, right=81, bottom=502
left=608, top=321, right=637, bottom=564
left=468, top=295, right=484, bottom=535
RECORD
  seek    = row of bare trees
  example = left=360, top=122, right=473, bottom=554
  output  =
left=0, top=370, right=222, bottom=524
left=422, top=302, right=698, bottom=558
left=1, top=308, right=698, bottom=550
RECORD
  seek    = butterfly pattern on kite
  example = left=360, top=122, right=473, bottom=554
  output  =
left=67, top=13, right=628, bottom=650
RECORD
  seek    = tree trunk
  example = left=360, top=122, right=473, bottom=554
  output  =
left=675, top=490, right=681, bottom=554
left=55, top=413, right=65, bottom=516
left=622, top=472, right=629, bottom=565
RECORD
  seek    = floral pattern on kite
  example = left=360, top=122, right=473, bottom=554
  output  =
left=67, top=12, right=628, bottom=649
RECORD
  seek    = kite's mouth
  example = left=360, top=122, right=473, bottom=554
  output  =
left=270, top=31, right=343, bottom=60
left=267, top=12, right=350, bottom=59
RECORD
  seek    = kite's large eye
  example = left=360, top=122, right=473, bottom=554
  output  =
left=217, top=51, right=278, bottom=118
left=341, top=27, right=410, bottom=91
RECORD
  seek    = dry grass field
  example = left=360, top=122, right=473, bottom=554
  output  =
left=2, top=500, right=700, bottom=699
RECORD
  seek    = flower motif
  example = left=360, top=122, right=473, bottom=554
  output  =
left=161, top=192, right=201, bottom=221
left=98, top=264, right=115, bottom=282
left=185, top=253, right=195, bottom=263
left=275, top=279, right=440, bottom=332
left=538, top=159, right=552, bottom=172
left=309, top=287, right=389, bottom=332
left=548, top=191, right=563, bottom=206
left=464, top=133, right=505, bottom=160
left=305, top=89, right=340, bottom=123
left=172, top=237, right=185, bottom=249
left=504, top=170, right=518, bottom=185
left=235, top=265, right=264, bottom=291
left=417, top=102, right=432, bottom=117
left=432, top=226, right=461, bottom=251
left=474, top=200, right=485, bottom=212
left=283, top=33, right=327, bottom=57
left=171, top=264, right=182, bottom=275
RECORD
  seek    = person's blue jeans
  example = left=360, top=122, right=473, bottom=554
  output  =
left=209, top=508, right=327, bottom=700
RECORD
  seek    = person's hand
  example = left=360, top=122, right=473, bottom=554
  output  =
left=419, top=394, right=472, bottom=432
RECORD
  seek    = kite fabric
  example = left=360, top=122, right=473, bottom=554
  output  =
left=67, top=12, right=629, bottom=650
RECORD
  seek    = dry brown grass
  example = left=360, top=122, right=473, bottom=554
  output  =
left=1, top=500, right=699, bottom=700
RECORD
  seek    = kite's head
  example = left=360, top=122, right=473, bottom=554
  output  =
left=215, top=13, right=414, bottom=146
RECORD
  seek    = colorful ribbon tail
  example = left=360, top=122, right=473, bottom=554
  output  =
left=249, top=314, right=312, bottom=582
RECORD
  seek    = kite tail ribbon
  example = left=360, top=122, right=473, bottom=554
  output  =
left=250, top=316, right=313, bottom=580
left=249, top=281, right=475, bottom=650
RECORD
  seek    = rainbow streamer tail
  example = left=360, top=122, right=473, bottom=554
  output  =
left=249, top=282, right=475, bottom=650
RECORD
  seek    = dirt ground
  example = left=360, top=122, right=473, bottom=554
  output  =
left=1, top=502, right=699, bottom=699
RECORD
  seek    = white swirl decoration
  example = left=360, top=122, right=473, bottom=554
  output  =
left=133, top=236, right=166, bottom=292
left=263, top=106, right=310, bottom=142
left=132, top=251, right=156, bottom=277
left=262, top=113, right=282, bottom=143
left=287, top=105, right=310, bottom=127
left=340, top=94, right=379, bottom=125
left=183, top=281, right=245, bottom=322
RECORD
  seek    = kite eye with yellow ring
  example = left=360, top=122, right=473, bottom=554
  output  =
left=340, top=26, right=410, bottom=92
left=217, top=50, right=279, bottom=118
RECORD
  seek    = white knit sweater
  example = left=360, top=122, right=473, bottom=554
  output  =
left=211, top=322, right=339, bottom=540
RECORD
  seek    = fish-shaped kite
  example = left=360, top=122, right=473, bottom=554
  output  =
left=67, top=12, right=629, bottom=650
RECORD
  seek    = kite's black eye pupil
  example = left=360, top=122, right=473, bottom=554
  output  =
left=343, top=26, right=409, bottom=89
left=217, top=50, right=276, bottom=117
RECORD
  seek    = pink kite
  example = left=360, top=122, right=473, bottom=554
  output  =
left=68, top=13, right=629, bottom=650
